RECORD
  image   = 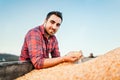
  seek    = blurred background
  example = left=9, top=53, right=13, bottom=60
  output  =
left=0, top=0, right=120, bottom=61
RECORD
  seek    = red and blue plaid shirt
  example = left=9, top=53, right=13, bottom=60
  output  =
left=19, top=25, right=60, bottom=69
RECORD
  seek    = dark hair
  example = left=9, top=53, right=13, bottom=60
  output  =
left=46, top=11, right=63, bottom=22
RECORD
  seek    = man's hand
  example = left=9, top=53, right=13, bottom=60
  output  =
left=62, top=51, right=83, bottom=62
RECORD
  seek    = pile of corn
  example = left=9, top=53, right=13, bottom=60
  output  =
left=16, top=47, right=120, bottom=80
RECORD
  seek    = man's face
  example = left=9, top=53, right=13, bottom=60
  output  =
left=44, top=14, right=62, bottom=36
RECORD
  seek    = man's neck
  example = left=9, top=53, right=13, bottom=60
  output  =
left=44, top=29, right=50, bottom=39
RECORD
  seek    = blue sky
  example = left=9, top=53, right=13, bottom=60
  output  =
left=0, top=0, right=120, bottom=56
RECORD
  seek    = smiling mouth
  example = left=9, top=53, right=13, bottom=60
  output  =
left=50, top=31, right=55, bottom=34
left=50, top=29, right=55, bottom=34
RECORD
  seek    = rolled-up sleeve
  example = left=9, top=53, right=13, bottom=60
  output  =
left=26, top=30, right=44, bottom=69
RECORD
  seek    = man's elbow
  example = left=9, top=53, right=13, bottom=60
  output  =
left=32, top=61, right=43, bottom=69
left=34, top=64, right=43, bottom=69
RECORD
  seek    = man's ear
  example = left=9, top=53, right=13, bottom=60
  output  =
left=43, top=19, right=47, bottom=26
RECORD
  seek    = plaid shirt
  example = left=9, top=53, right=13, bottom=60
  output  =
left=19, top=25, right=60, bottom=69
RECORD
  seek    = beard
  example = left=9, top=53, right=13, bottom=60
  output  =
left=44, top=23, right=57, bottom=36
left=44, top=27, right=50, bottom=35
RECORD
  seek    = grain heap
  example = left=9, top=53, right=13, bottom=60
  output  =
left=16, top=47, right=120, bottom=80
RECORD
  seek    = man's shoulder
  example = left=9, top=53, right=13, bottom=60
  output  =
left=28, top=25, right=42, bottom=34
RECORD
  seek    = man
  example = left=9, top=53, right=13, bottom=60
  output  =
left=19, top=11, right=82, bottom=69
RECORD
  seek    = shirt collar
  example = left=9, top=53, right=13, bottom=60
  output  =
left=39, top=24, right=45, bottom=35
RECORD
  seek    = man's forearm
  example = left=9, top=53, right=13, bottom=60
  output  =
left=42, top=57, right=64, bottom=68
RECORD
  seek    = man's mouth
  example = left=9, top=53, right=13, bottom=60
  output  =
left=51, top=31, right=55, bottom=34
left=50, top=29, right=55, bottom=34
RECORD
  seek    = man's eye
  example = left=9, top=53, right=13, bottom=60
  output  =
left=50, top=20, right=55, bottom=24
left=57, top=23, right=60, bottom=27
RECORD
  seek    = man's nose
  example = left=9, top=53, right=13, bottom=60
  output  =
left=52, top=24, right=58, bottom=29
